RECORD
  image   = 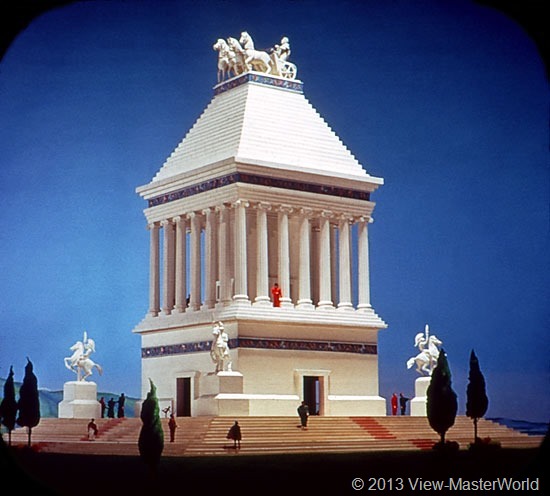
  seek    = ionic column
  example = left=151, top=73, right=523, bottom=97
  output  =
left=233, top=200, right=250, bottom=303
left=202, top=208, right=217, bottom=309
left=278, top=205, right=293, bottom=307
left=317, top=211, right=334, bottom=309
left=148, top=222, right=160, bottom=317
left=297, top=208, right=314, bottom=309
left=216, top=205, right=231, bottom=305
left=357, top=216, right=372, bottom=311
left=174, top=216, right=187, bottom=312
left=254, top=202, right=271, bottom=306
left=161, top=219, right=175, bottom=315
left=188, top=212, right=202, bottom=311
left=331, top=224, right=338, bottom=303
left=338, top=215, right=354, bottom=310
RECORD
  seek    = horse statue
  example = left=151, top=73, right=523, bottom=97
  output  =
left=213, top=38, right=237, bottom=82
left=238, top=31, right=273, bottom=74
left=406, top=325, right=442, bottom=376
left=210, top=321, right=232, bottom=373
left=64, top=331, right=103, bottom=381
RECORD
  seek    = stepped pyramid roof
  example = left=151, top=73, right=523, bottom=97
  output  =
left=150, top=73, right=381, bottom=185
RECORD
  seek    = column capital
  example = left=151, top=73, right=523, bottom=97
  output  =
left=173, top=215, right=185, bottom=224
left=298, top=207, right=314, bottom=218
left=337, top=213, right=354, bottom=224
left=277, top=204, right=294, bottom=215
left=186, top=211, right=200, bottom=221
left=357, top=215, right=374, bottom=224
left=254, top=201, right=272, bottom=211
left=215, top=203, right=229, bottom=213
left=232, top=199, right=250, bottom=209
left=160, top=219, right=173, bottom=228
left=147, top=222, right=159, bottom=230
left=320, top=209, right=334, bottom=219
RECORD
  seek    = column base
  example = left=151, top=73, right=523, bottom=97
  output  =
left=232, top=295, right=251, bottom=306
left=337, top=302, right=354, bottom=311
left=356, top=303, right=373, bottom=312
left=296, top=299, right=314, bottom=310
left=317, top=301, right=335, bottom=310
left=253, top=296, right=271, bottom=307
left=280, top=298, right=294, bottom=308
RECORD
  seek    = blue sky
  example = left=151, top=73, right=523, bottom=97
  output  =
left=0, top=1, right=547, bottom=422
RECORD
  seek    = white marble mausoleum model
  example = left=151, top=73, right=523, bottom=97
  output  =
left=132, top=32, right=388, bottom=416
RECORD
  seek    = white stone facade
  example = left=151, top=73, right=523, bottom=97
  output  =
left=133, top=72, right=388, bottom=416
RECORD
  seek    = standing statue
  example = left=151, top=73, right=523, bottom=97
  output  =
left=406, top=324, right=442, bottom=376
left=210, top=321, right=232, bottom=373
left=64, top=331, right=103, bottom=381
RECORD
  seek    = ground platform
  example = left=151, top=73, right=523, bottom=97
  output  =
left=6, top=415, right=544, bottom=457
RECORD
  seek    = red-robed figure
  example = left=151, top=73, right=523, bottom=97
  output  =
left=271, top=283, right=282, bottom=307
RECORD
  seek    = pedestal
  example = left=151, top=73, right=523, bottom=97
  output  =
left=58, top=381, right=101, bottom=419
left=410, top=376, right=431, bottom=417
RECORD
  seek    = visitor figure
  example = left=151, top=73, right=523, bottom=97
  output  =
left=117, top=393, right=126, bottom=418
left=399, top=393, right=409, bottom=415
left=271, top=283, right=282, bottom=307
left=391, top=393, right=398, bottom=416
left=87, top=418, right=98, bottom=441
left=99, top=397, right=106, bottom=418
left=107, top=397, right=116, bottom=418
left=226, top=420, right=242, bottom=449
left=168, top=414, right=177, bottom=442
left=297, top=401, right=309, bottom=430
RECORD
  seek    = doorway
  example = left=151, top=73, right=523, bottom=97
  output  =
left=176, top=377, right=191, bottom=416
left=303, top=376, right=321, bottom=415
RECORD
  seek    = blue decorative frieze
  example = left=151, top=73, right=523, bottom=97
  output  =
left=148, top=172, right=370, bottom=207
left=142, top=337, right=376, bottom=358
left=214, top=72, right=303, bottom=95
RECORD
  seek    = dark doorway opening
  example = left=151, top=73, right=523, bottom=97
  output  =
left=303, top=376, right=321, bottom=415
left=176, top=377, right=191, bottom=416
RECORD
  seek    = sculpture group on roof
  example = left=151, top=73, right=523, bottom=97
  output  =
left=213, top=31, right=298, bottom=82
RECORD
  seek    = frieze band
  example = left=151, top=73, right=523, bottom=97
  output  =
left=214, top=73, right=303, bottom=95
left=148, top=172, right=370, bottom=208
left=142, top=337, right=377, bottom=358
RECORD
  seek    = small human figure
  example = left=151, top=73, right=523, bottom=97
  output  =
left=168, top=414, right=177, bottom=442
left=297, top=401, right=309, bottom=430
left=162, top=406, right=171, bottom=418
left=99, top=397, right=106, bottom=418
left=87, top=418, right=98, bottom=441
left=117, top=393, right=126, bottom=418
left=273, top=36, right=290, bottom=62
left=226, top=420, right=242, bottom=449
left=271, top=283, right=282, bottom=307
left=107, top=397, right=116, bottom=418
left=399, top=393, right=409, bottom=415
left=391, top=393, right=398, bottom=416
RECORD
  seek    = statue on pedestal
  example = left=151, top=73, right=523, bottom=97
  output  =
left=210, top=321, right=232, bottom=373
left=64, top=331, right=103, bottom=381
left=406, top=324, right=442, bottom=376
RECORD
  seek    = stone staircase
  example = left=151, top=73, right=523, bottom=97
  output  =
left=7, top=416, right=544, bottom=457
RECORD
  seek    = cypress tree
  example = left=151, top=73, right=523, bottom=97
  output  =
left=16, top=358, right=40, bottom=447
left=138, top=379, right=164, bottom=475
left=427, top=348, right=457, bottom=446
left=466, top=349, right=489, bottom=443
left=0, top=366, right=18, bottom=446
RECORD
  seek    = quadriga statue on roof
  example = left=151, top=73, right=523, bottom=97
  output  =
left=213, top=31, right=297, bottom=82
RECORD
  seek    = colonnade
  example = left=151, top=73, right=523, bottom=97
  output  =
left=147, top=200, right=373, bottom=316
